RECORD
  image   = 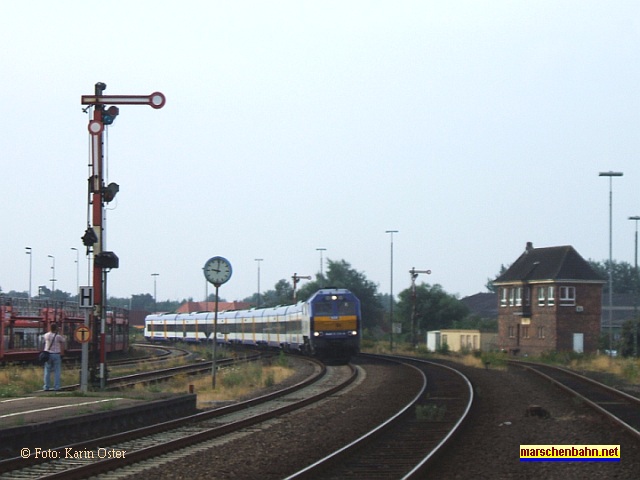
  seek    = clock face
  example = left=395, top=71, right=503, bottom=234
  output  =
left=203, top=256, right=232, bottom=286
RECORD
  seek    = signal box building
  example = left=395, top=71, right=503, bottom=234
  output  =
left=493, top=242, right=604, bottom=356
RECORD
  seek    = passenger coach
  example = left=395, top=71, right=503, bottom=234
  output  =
left=145, top=288, right=361, bottom=361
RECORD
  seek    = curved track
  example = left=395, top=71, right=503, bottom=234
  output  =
left=510, top=360, right=640, bottom=440
left=286, top=353, right=473, bottom=480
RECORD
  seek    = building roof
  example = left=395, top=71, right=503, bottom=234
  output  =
left=460, top=292, right=498, bottom=318
left=176, top=301, right=252, bottom=313
left=493, top=242, right=605, bottom=284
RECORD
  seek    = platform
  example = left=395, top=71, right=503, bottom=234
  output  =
left=0, top=391, right=197, bottom=459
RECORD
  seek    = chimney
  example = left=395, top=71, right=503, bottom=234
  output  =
left=525, top=242, right=534, bottom=252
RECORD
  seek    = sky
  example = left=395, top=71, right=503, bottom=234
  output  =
left=1, top=1, right=640, bottom=304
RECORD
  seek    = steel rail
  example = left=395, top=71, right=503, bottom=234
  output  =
left=510, top=359, right=640, bottom=441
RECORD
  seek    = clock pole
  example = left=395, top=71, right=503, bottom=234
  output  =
left=203, top=256, right=232, bottom=389
left=212, top=284, right=220, bottom=388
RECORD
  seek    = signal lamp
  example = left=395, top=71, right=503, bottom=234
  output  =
left=102, top=106, right=119, bottom=125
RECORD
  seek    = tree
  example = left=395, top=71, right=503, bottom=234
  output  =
left=396, top=283, right=470, bottom=340
left=588, top=259, right=636, bottom=295
left=486, top=264, right=508, bottom=292
left=296, top=259, right=385, bottom=331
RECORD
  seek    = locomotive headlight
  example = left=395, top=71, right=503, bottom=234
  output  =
left=350, top=330, right=358, bottom=336
left=313, top=331, right=321, bottom=337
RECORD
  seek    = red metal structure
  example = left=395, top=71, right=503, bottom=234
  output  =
left=0, top=295, right=128, bottom=363
left=81, top=83, right=164, bottom=387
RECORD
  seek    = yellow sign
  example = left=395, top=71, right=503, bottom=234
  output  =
left=74, top=326, right=91, bottom=343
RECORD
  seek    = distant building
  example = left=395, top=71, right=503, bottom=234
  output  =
left=493, top=242, right=605, bottom=356
left=426, top=329, right=498, bottom=352
left=460, top=292, right=498, bottom=319
left=176, top=301, right=252, bottom=314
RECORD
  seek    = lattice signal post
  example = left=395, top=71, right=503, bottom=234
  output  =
left=410, top=267, right=431, bottom=348
left=81, top=83, right=165, bottom=388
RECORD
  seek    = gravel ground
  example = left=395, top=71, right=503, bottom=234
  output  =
left=423, top=361, right=640, bottom=480
left=135, top=357, right=421, bottom=480
left=125, top=357, right=640, bottom=480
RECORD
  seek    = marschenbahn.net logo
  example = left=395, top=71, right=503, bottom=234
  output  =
left=520, top=445, right=620, bottom=462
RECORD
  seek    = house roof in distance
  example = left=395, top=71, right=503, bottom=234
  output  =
left=493, top=242, right=605, bottom=284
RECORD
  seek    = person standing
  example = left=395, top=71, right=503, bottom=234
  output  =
left=42, top=323, right=66, bottom=391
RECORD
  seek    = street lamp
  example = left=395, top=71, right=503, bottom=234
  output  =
left=385, top=230, right=398, bottom=351
left=25, top=247, right=32, bottom=299
left=316, top=248, right=327, bottom=277
left=71, top=247, right=79, bottom=299
left=255, top=259, right=263, bottom=307
left=599, top=171, right=623, bottom=355
left=151, top=273, right=159, bottom=306
left=629, top=215, right=640, bottom=357
left=47, top=255, right=56, bottom=293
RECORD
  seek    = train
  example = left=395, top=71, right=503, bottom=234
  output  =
left=0, top=295, right=129, bottom=363
left=145, top=288, right=361, bottom=362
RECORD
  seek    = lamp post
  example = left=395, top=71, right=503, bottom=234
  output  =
left=71, top=247, right=79, bottom=300
left=599, top=171, right=623, bottom=355
left=316, top=248, right=327, bottom=277
left=47, top=255, right=56, bottom=293
left=629, top=215, right=640, bottom=357
left=151, top=273, right=159, bottom=306
left=25, top=247, right=32, bottom=299
left=385, top=230, right=398, bottom=351
left=255, top=258, right=263, bottom=307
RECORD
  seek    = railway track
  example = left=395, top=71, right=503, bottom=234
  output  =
left=285, top=354, right=474, bottom=480
left=510, top=360, right=640, bottom=440
left=0, top=359, right=355, bottom=479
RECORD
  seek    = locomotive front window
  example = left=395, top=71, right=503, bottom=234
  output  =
left=337, top=302, right=356, bottom=315
left=314, top=301, right=333, bottom=315
left=313, top=296, right=357, bottom=316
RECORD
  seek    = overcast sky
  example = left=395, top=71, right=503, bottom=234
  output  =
left=1, top=1, right=639, bottom=304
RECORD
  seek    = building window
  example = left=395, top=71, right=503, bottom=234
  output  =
left=524, top=286, right=531, bottom=306
left=508, top=325, right=515, bottom=338
left=559, top=286, right=576, bottom=306
left=538, top=287, right=546, bottom=306
left=510, top=288, right=516, bottom=307
left=547, top=286, right=555, bottom=306
left=500, top=288, right=508, bottom=307
left=522, top=326, right=529, bottom=339
left=515, top=287, right=522, bottom=306
left=537, top=326, right=545, bottom=339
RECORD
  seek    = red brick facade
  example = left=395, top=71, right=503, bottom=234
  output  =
left=494, top=244, right=604, bottom=356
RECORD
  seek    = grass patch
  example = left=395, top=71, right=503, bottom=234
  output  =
left=416, top=403, right=447, bottom=421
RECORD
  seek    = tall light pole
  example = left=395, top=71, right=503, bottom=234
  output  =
left=599, top=171, right=623, bottom=355
left=151, top=273, right=159, bottom=306
left=25, top=247, right=32, bottom=299
left=255, top=258, right=263, bottom=307
left=316, top=248, right=326, bottom=287
left=629, top=215, right=640, bottom=357
left=386, top=230, right=398, bottom=351
left=47, top=255, right=56, bottom=293
left=71, top=247, right=79, bottom=299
